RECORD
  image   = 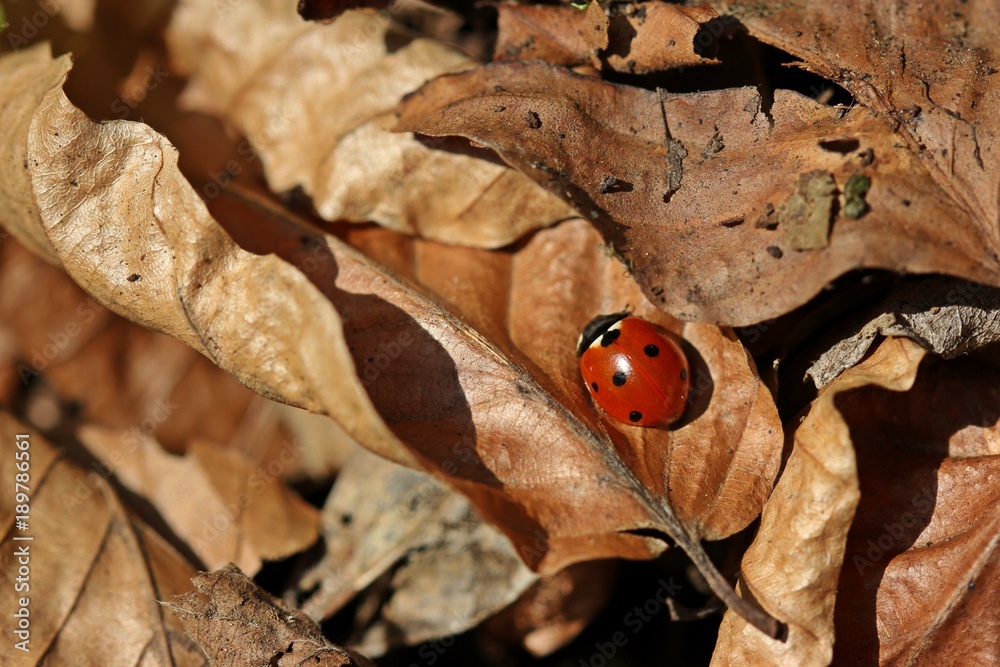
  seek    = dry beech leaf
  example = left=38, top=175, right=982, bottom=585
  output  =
left=0, top=45, right=66, bottom=265
left=164, top=565, right=375, bottom=667
left=217, top=189, right=783, bottom=634
left=494, top=2, right=721, bottom=74
left=712, top=338, right=927, bottom=666
left=165, top=3, right=576, bottom=248
left=77, top=425, right=319, bottom=574
left=2, top=44, right=410, bottom=473
left=494, top=2, right=608, bottom=69
left=300, top=448, right=538, bottom=656
left=807, top=277, right=1000, bottom=388
left=4, top=45, right=782, bottom=635
left=832, top=349, right=1000, bottom=665
left=395, top=60, right=1000, bottom=326
left=0, top=238, right=310, bottom=465
left=0, top=413, right=206, bottom=666
left=603, top=2, right=724, bottom=74
left=715, top=0, right=1000, bottom=243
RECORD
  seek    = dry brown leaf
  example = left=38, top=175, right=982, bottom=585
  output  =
left=217, top=188, right=783, bottom=633
left=494, top=2, right=608, bottom=69
left=832, top=349, right=1000, bottom=665
left=807, top=277, right=1000, bottom=388
left=604, top=2, right=724, bottom=74
left=77, top=426, right=319, bottom=574
left=1, top=44, right=409, bottom=472
left=164, top=565, right=375, bottom=667
left=0, top=413, right=206, bottom=666
left=712, top=337, right=926, bottom=666
left=299, top=448, right=537, bottom=656
left=714, top=0, right=1000, bottom=244
left=395, top=60, right=1000, bottom=326
left=494, top=2, right=722, bottom=75
left=4, top=44, right=783, bottom=635
left=165, top=4, right=576, bottom=248
left=0, top=231, right=341, bottom=485
left=0, top=44, right=66, bottom=265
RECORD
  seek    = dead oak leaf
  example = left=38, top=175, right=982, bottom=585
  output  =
left=165, top=5, right=576, bottom=248
left=395, top=60, right=1000, bottom=326
left=164, top=565, right=374, bottom=667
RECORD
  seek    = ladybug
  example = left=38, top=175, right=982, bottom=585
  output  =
left=577, top=312, right=690, bottom=427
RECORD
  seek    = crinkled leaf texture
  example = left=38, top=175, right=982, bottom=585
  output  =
left=165, top=3, right=577, bottom=248
left=0, top=44, right=784, bottom=635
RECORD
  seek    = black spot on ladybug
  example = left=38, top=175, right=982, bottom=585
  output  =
left=591, top=382, right=599, bottom=392
left=644, top=344, right=660, bottom=357
left=629, top=410, right=643, bottom=422
left=680, top=368, right=688, bottom=381
left=612, top=371, right=627, bottom=386
left=600, top=329, right=621, bottom=347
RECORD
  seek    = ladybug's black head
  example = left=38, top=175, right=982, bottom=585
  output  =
left=576, top=311, right=630, bottom=357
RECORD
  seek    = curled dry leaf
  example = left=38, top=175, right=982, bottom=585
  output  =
left=77, top=425, right=319, bottom=575
left=4, top=44, right=783, bottom=635
left=807, top=277, right=1000, bottom=388
left=603, top=2, right=725, bottom=74
left=0, top=413, right=206, bottom=666
left=712, top=338, right=927, bottom=666
left=834, top=354, right=1000, bottom=665
left=494, top=2, right=722, bottom=74
left=3, top=44, right=410, bottom=472
left=832, top=348, right=1000, bottom=665
left=395, top=60, right=1000, bottom=326
left=165, top=4, right=576, bottom=248
left=164, top=565, right=375, bottom=667
left=494, top=1, right=608, bottom=69
left=300, top=448, right=538, bottom=656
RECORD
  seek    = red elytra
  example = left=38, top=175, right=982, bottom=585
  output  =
left=577, top=313, right=690, bottom=427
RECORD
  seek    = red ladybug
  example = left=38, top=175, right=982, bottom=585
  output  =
left=577, top=312, right=690, bottom=427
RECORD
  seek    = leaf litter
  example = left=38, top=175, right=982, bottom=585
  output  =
left=1, top=0, right=999, bottom=664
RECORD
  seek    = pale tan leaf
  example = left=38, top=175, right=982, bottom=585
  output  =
left=0, top=413, right=206, bottom=666
left=78, top=426, right=319, bottom=574
left=165, top=3, right=576, bottom=248
left=712, top=338, right=927, bottom=666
